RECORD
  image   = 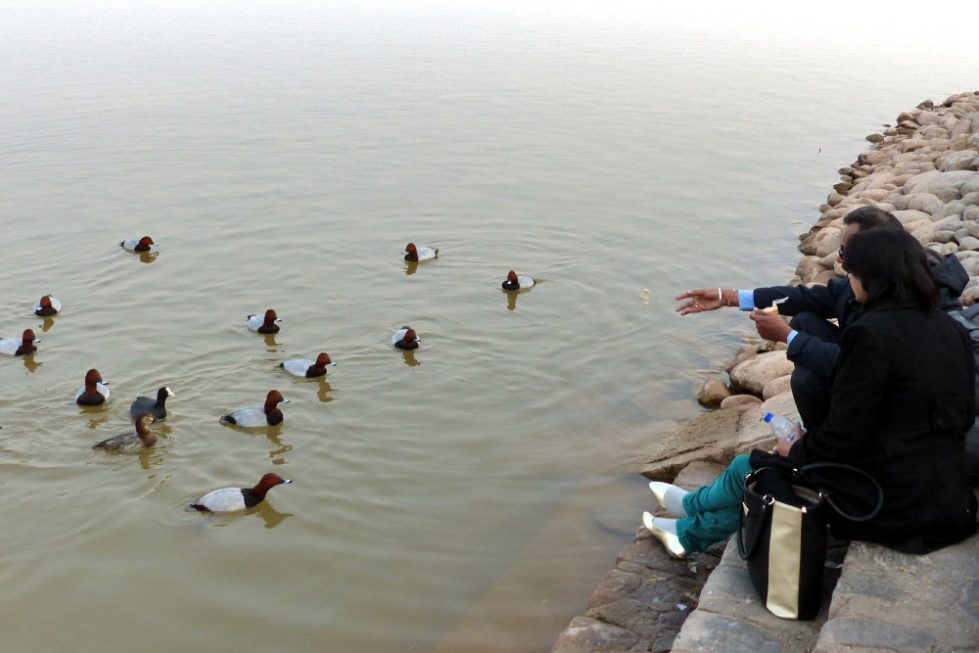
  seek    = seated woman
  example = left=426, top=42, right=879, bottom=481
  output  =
left=646, top=228, right=978, bottom=557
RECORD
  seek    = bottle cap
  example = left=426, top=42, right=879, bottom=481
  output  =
left=763, top=412, right=774, bottom=422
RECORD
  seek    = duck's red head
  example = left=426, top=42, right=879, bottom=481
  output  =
left=84, top=368, right=103, bottom=387
left=39, top=296, right=53, bottom=309
left=264, top=309, right=278, bottom=326
left=405, top=243, right=417, bottom=255
left=403, top=328, right=417, bottom=343
left=507, top=270, right=518, bottom=283
left=22, top=329, right=36, bottom=345
left=315, top=352, right=333, bottom=367
left=264, top=389, right=286, bottom=409
left=253, top=473, right=291, bottom=496
left=138, top=236, right=155, bottom=249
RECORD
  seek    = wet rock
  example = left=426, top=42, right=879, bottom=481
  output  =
left=696, top=379, right=731, bottom=407
left=865, top=133, right=884, bottom=144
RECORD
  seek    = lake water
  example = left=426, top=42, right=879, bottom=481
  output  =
left=2, top=2, right=977, bottom=651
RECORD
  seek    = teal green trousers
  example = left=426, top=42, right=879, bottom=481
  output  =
left=676, top=453, right=752, bottom=553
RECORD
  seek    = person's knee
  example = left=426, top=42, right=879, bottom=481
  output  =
left=789, top=312, right=842, bottom=345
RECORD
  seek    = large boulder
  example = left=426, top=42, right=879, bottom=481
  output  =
left=938, top=149, right=979, bottom=172
left=903, top=170, right=976, bottom=201
left=729, top=350, right=795, bottom=396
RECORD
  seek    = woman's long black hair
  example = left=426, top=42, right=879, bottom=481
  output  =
left=843, top=228, right=938, bottom=311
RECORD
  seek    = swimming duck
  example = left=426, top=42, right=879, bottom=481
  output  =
left=120, top=236, right=155, bottom=252
left=187, top=473, right=292, bottom=513
left=279, top=353, right=335, bottom=378
left=502, top=270, right=535, bottom=291
left=93, top=413, right=157, bottom=452
left=403, top=242, right=438, bottom=262
left=0, top=329, right=39, bottom=356
left=33, top=295, right=62, bottom=317
left=220, top=390, right=289, bottom=427
left=129, top=386, right=175, bottom=421
left=392, top=326, right=420, bottom=350
left=247, top=309, right=281, bottom=334
left=75, top=369, right=110, bottom=406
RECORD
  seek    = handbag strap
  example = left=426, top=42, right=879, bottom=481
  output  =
left=736, top=491, right=772, bottom=560
left=796, top=461, right=884, bottom=523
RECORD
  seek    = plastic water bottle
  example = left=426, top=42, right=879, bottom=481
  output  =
left=763, top=412, right=800, bottom=443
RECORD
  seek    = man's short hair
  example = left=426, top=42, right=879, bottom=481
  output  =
left=842, top=206, right=903, bottom=232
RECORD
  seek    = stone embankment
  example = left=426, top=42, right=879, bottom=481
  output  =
left=551, top=91, right=979, bottom=653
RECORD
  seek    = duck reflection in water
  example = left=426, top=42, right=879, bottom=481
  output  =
left=22, top=355, right=40, bottom=373
left=263, top=333, right=280, bottom=350
left=257, top=502, right=293, bottom=529
left=402, top=350, right=420, bottom=367
left=138, top=251, right=159, bottom=264
left=39, top=316, right=55, bottom=333
left=404, top=260, right=419, bottom=276
left=264, top=426, right=293, bottom=462
left=506, top=291, right=518, bottom=311
left=317, top=379, right=335, bottom=403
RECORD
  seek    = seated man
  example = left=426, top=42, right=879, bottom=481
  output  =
left=676, top=206, right=968, bottom=429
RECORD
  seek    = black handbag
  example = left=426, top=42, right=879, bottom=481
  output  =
left=736, top=463, right=883, bottom=620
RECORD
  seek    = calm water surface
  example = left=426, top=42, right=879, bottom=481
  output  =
left=2, top=2, right=978, bottom=651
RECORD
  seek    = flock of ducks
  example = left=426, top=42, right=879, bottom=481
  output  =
left=2, top=238, right=536, bottom=513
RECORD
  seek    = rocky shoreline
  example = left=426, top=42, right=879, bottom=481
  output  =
left=551, top=91, right=979, bottom=653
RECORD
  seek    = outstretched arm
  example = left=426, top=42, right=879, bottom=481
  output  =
left=675, top=288, right=738, bottom=315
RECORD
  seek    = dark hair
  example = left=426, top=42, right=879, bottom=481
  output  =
left=844, top=229, right=938, bottom=311
left=842, top=206, right=903, bottom=232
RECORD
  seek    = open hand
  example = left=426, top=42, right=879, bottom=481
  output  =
left=675, top=288, right=727, bottom=315
left=749, top=308, right=792, bottom=343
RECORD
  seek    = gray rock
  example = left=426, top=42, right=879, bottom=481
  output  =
left=551, top=616, right=639, bottom=653
left=942, top=200, right=967, bottom=217
left=964, top=205, right=979, bottom=221
left=938, top=149, right=979, bottom=172
left=892, top=209, right=931, bottom=225
left=903, top=170, right=976, bottom=201
left=961, top=172, right=979, bottom=195
left=957, top=236, right=979, bottom=250
left=962, top=191, right=979, bottom=205
left=905, top=192, right=945, bottom=215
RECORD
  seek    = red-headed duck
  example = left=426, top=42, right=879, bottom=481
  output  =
left=129, top=386, right=175, bottom=421
left=93, top=413, right=157, bottom=452
left=502, top=270, right=535, bottom=291
left=75, top=369, right=110, bottom=406
left=187, top=473, right=292, bottom=513
left=392, top=326, right=420, bottom=350
left=121, top=236, right=155, bottom=252
left=0, top=329, right=39, bottom=356
left=403, top=242, right=438, bottom=262
left=33, top=295, right=62, bottom=317
left=247, top=309, right=281, bottom=334
left=279, top=352, right=335, bottom=378
left=220, top=390, right=289, bottom=427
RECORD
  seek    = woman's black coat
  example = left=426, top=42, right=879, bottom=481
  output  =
left=755, top=304, right=977, bottom=553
